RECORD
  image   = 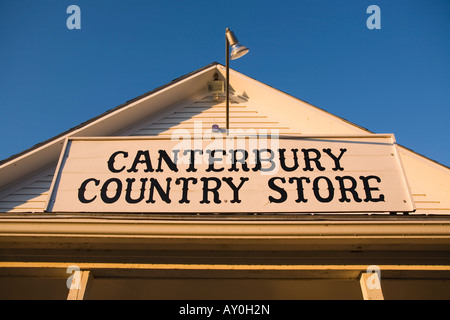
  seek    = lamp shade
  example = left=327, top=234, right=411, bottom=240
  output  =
left=226, top=29, right=249, bottom=60
left=230, top=43, right=249, bottom=60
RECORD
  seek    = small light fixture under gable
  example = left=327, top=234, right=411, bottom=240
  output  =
left=208, top=73, right=224, bottom=101
left=212, top=124, right=220, bottom=132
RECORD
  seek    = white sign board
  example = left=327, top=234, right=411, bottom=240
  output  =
left=46, top=135, right=415, bottom=214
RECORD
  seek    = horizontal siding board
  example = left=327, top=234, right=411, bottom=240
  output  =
left=24, top=181, right=53, bottom=189
left=0, top=201, right=46, bottom=210
left=12, top=188, right=49, bottom=195
left=132, top=129, right=294, bottom=136
left=1, top=208, right=43, bottom=213
left=156, top=120, right=276, bottom=125
left=182, top=106, right=248, bottom=111
left=131, top=129, right=301, bottom=136
left=1, top=194, right=48, bottom=202
left=36, top=176, right=53, bottom=182
left=143, top=124, right=290, bottom=130
left=193, top=100, right=239, bottom=105
left=174, top=110, right=258, bottom=114
left=166, top=115, right=268, bottom=119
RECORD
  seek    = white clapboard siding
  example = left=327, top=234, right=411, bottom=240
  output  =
left=0, top=169, right=54, bottom=213
left=409, top=187, right=450, bottom=215
left=130, top=93, right=300, bottom=137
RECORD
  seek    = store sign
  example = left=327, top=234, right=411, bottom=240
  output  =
left=46, top=135, right=415, bottom=213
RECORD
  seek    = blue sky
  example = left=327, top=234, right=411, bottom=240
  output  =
left=0, top=0, right=449, bottom=167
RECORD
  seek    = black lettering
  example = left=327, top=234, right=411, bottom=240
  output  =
left=125, top=178, right=148, bottom=204
left=222, top=177, right=249, bottom=203
left=156, top=150, right=179, bottom=172
left=228, top=149, right=250, bottom=172
left=288, top=177, right=310, bottom=203
left=335, top=176, right=362, bottom=202
left=100, top=178, right=122, bottom=204
left=302, top=148, right=326, bottom=171
left=175, top=177, right=198, bottom=204
left=107, top=151, right=128, bottom=173
left=200, top=177, right=222, bottom=204
left=183, top=149, right=203, bottom=172
left=312, top=176, right=334, bottom=202
left=279, top=148, right=300, bottom=172
left=78, top=178, right=100, bottom=203
left=146, top=178, right=172, bottom=203
left=323, top=148, right=347, bottom=171
left=127, top=150, right=154, bottom=173
left=359, top=175, right=385, bottom=202
left=252, top=149, right=275, bottom=172
left=268, top=177, right=287, bottom=203
left=206, top=149, right=226, bottom=172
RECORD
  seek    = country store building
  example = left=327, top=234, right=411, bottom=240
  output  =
left=0, top=62, right=449, bottom=300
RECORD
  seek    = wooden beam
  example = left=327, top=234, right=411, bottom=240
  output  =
left=67, top=270, right=93, bottom=300
left=360, top=272, right=384, bottom=300
left=2, top=262, right=450, bottom=279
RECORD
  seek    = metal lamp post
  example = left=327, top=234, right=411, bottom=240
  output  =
left=225, top=28, right=249, bottom=134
